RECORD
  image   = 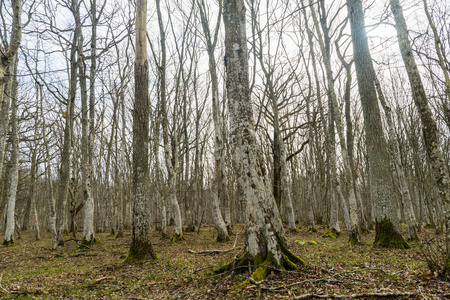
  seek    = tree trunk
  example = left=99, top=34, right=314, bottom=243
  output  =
left=156, top=0, right=184, bottom=242
left=347, top=0, right=409, bottom=249
left=197, top=0, right=230, bottom=242
left=3, top=57, right=18, bottom=246
left=57, top=10, right=78, bottom=245
left=390, top=0, right=450, bottom=268
left=123, top=0, right=157, bottom=262
left=216, top=0, right=304, bottom=285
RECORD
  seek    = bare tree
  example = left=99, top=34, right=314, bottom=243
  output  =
left=390, top=0, right=450, bottom=271
left=123, top=0, right=158, bottom=262
left=216, top=0, right=304, bottom=284
left=346, top=0, right=409, bottom=248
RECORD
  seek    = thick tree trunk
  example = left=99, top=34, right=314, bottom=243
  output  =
left=217, top=0, right=304, bottom=285
left=390, top=0, right=450, bottom=268
left=123, top=0, right=157, bottom=262
left=347, top=0, right=409, bottom=248
left=375, top=79, right=418, bottom=241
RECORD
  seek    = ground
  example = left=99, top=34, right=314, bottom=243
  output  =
left=0, top=224, right=449, bottom=299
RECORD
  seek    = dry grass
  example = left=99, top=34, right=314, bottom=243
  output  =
left=0, top=224, right=448, bottom=299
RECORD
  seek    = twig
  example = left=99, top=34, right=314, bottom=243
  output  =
left=417, top=285, right=427, bottom=300
left=187, top=247, right=240, bottom=255
left=0, top=273, right=10, bottom=294
left=293, top=292, right=416, bottom=299
left=266, top=267, right=401, bottom=292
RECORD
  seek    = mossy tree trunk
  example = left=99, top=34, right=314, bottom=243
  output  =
left=390, top=0, right=450, bottom=265
left=346, top=0, right=409, bottom=249
left=219, top=0, right=304, bottom=283
left=124, top=0, right=157, bottom=263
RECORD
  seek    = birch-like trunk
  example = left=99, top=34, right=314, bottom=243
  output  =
left=218, top=0, right=304, bottom=281
left=390, top=0, right=450, bottom=265
left=347, top=0, right=409, bottom=248
left=3, top=59, right=18, bottom=246
left=156, top=0, right=184, bottom=241
left=197, top=0, right=230, bottom=241
left=0, top=0, right=21, bottom=206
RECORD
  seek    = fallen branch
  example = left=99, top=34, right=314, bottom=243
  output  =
left=188, top=247, right=240, bottom=255
left=267, top=267, right=401, bottom=292
left=0, top=273, right=9, bottom=294
left=293, top=292, right=416, bottom=299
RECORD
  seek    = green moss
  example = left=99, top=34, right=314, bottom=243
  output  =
left=307, top=227, right=318, bottom=233
left=307, top=240, right=317, bottom=245
left=121, top=241, right=159, bottom=264
left=3, top=239, right=13, bottom=246
left=286, top=228, right=299, bottom=233
left=348, top=232, right=361, bottom=245
left=373, top=218, right=411, bottom=249
left=214, top=251, right=250, bottom=274
left=294, top=240, right=306, bottom=245
left=171, top=233, right=187, bottom=242
left=322, top=228, right=343, bottom=239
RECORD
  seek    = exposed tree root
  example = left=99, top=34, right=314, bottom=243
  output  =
left=322, top=228, right=343, bottom=239
left=214, top=246, right=305, bottom=291
left=171, top=233, right=187, bottom=242
left=306, top=227, right=318, bottom=233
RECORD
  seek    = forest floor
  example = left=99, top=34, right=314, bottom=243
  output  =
left=0, top=224, right=449, bottom=299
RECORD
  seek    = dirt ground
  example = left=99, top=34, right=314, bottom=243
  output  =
left=0, top=224, right=449, bottom=299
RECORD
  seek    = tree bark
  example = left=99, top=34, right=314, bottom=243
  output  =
left=217, top=0, right=304, bottom=284
left=3, top=57, right=18, bottom=246
left=123, top=0, right=157, bottom=262
left=346, top=0, right=409, bottom=248
left=390, top=0, right=450, bottom=268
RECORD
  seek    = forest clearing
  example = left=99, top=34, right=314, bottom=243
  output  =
left=1, top=224, right=449, bottom=299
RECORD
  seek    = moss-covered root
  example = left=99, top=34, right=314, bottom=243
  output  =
left=81, top=236, right=98, bottom=247
left=307, top=227, right=318, bottom=233
left=286, top=228, right=299, bottom=234
left=231, top=250, right=304, bottom=291
left=373, top=218, right=411, bottom=249
left=171, top=233, right=187, bottom=242
left=322, top=228, right=343, bottom=239
left=348, top=231, right=361, bottom=246
left=3, top=239, right=14, bottom=246
left=121, top=242, right=159, bottom=264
